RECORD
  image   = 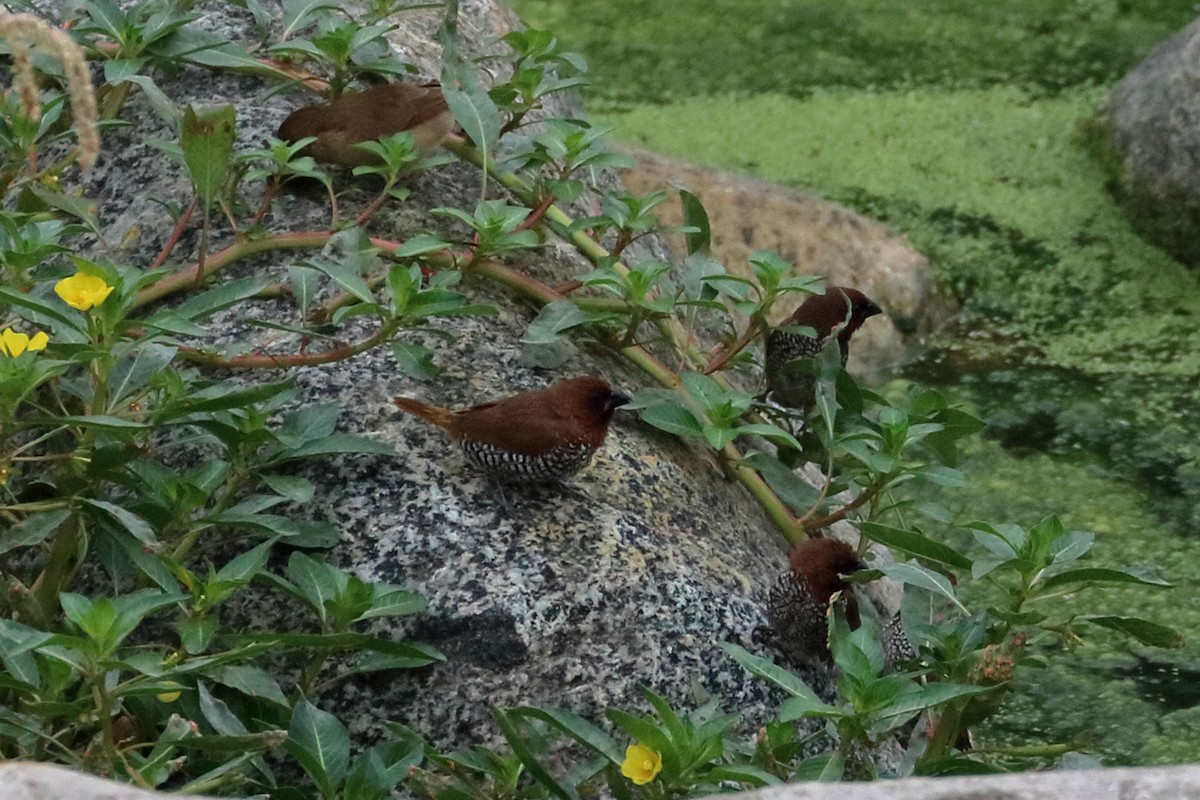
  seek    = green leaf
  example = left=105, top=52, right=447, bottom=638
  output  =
left=281, top=0, right=341, bottom=40
left=297, top=256, right=376, bottom=306
left=679, top=190, right=711, bottom=255
left=55, top=414, right=148, bottom=430
left=285, top=553, right=338, bottom=625
left=877, top=682, right=998, bottom=721
left=171, top=276, right=271, bottom=321
left=640, top=403, right=703, bottom=438
left=392, top=342, right=440, bottom=381
left=742, top=452, right=822, bottom=513
left=360, top=588, right=426, bottom=620
left=81, top=498, right=158, bottom=546
left=181, top=104, right=236, bottom=209
left=605, top=709, right=672, bottom=764
left=214, top=538, right=276, bottom=583
left=182, top=41, right=294, bottom=80
left=393, top=234, right=452, bottom=258
left=719, top=643, right=829, bottom=704
left=0, top=509, right=70, bottom=555
left=704, top=764, right=781, bottom=788
left=858, top=522, right=971, bottom=571
left=1041, top=567, right=1173, bottom=590
left=286, top=698, right=350, bottom=796
left=274, top=433, right=397, bottom=460
left=198, top=681, right=249, bottom=735
left=778, top=695, right=842, bottom=722
left=261, top=473, right=316, bottom=503
left=1049, top=530, right=1095, bottom=566
left=207, top=665, right=289, bottom=707
left=491, top=708, right=572, bottom=800
left=881, top=562, right=965, bottom=611
left=27, top=184, right=104, bottom=235
left=510, top=707, right=623, bottom=764
left=1078, top=616, right=1184, bottom=648
left=176, top=617, right=217, bottom=653
left=733, top=423, right=802, bottom=450
left=0, top=620, right=55, bottom=659
left=289, top=265, right=317, bottom=317
left=0, top=285, right=86, bottom=333
left=440, top=48, right=501, bottom=159
left=641, top=687, right=687, bottom=749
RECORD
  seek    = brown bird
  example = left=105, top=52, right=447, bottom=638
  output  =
left=278, top=82, right=454, bottom=167
left=766, top=537, right=867, bottom=668
left=765, top=286, right=882, bottom=413
left=766, top=537, right=915, bottom=670
left=393, top=376, right=630, bottom=485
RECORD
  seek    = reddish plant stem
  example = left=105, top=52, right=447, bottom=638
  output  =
left=149, top=198, right=196, bottom=270
left=550, top=279, right=583, bottom=295
left=517, top=192, right=555, bottom=232
left=354, top=187, right=392, bottom=227
left=799, top=482, right=880, bottom=532
left=249, top=179, right=280, bottom=228
left=702, top=318, right=764, bottom=375
left=133, top=231, right=403, bottom=309
left=177, top=341, right=354, bottom=369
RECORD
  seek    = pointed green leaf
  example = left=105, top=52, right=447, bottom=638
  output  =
left=1078, top=616, right=1184, bottom=648
left=181, top=104, right=236, bottom=208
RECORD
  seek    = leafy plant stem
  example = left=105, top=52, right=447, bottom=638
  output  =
left=134, top=230, right=401, bottom=308
left=702, top=316, right=765, bottom=375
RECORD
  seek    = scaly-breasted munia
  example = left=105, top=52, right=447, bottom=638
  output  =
left=766, top=536, right=915, bottom=670
left=278, top=82, right=454, bottom=167
left=766, top=537, right=867, bottom=667
left=765, top=287, right=882, bottom=413
left=393, top=376, right=630, bottom=484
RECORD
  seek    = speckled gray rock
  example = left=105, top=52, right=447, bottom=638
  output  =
left=1102, top=16, right=1200, bottom=264
left=1105, top=16, right=1200, bottom=205
left=45, top=0, right=899, bottom=761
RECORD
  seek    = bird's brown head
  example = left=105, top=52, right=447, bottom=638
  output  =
left=788, top=537, right=867, bottom=604
left=785, top=286, right=882, bottom=343
left=562, top=376, right=631, bottom=425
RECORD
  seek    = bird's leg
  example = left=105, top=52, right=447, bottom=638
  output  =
left=552, top=480, right=590, bottom=502
left=488, top=476, right=512, bottom=511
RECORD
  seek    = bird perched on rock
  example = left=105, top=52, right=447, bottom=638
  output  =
left=765, top=536, right=915, bottom=671
left=765, top=286, right=882, bottom=413
left=393, top=376, right=630, bottom=485
left=766, top=537, right=867, bottom=667
left=278, top=82, right=454, bottom=167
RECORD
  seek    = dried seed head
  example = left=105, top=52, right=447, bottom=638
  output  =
left=0, top=13, right=99, bottom=169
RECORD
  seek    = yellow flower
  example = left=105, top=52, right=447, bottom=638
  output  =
left=0, top=327, right=49, bottom=357
left=54, top=272, right=114, bottom=311
left=620, top=743, right=663, bottom=785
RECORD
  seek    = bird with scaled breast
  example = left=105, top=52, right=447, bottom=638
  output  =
left=765, top=286, right=883, bottom=414
left=393, top=376, right=630, bottom=485
left=766, top=537, right=914, bottom=670
left=278, top=82, right=454, bottom=167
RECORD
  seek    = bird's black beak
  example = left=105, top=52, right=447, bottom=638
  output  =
left=606, top=391, right=632, bottom=413
left=864, top=301, right=883, bottom=318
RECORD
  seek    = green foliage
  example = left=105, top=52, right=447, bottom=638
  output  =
left=511, top=0, right=1192, bottom=102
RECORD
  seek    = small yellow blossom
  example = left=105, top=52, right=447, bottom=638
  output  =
left=621, top=743, right=663, bottom=785
left=0, top=327, right=49, bottom=357
left=54, top=272, right=113, bottom=311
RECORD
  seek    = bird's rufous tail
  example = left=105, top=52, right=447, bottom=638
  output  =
left=393, top=396, right=455, bottom=429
